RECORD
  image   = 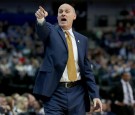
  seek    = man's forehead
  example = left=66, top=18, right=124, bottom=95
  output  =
left=58, top=4, right=74, bottom=10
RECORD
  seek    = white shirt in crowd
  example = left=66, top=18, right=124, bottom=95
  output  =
left=121, top=79, right=135, bottom=105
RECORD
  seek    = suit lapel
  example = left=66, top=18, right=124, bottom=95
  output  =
left=56, top=26, right=82, bottom=61
left=57, top=26, right=68, bottom=51
left=73, top=31, right=81, bottom=62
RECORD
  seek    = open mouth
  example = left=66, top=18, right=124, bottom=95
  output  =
left=61, top=18, right=67, bottom=22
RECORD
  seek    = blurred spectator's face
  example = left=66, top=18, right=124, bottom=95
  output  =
left=23, top=97, right=29, bottom=109
left=33, top=100, right=41, bottom=112
left=57, top=4, right=76, bottom=30
left=118, top=22, right=123, bottom=27
left=28, top=94, right=36, bottom=107
left=122, top=72, right=131, bottom=82
left=0, top=97, right=7, bottom=106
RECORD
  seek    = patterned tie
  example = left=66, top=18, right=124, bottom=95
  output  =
left=65, top=31, right=77, bottom=81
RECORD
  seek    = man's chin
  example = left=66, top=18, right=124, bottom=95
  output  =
left=60, top=24, right=68, bottom=29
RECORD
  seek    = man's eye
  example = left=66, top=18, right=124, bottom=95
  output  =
left=66, top=10, right=70, bottom=13
left=59, top=10, right=63, bottom=13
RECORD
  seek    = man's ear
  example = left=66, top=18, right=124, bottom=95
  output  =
left=73, top=14, right=77, bottom=20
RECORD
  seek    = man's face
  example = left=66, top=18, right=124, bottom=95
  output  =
left=122, top=72, right=131, bottom=82
left=57, top=4, right=76, bottom=30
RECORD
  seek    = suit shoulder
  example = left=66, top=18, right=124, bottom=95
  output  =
left=112, top=82, right=122, bottom=89
left=74, top=31, right=88, bottom=40
left=36, top=21, right=54, bottom=31
left=46, top=22, right=55, bottom=28
left=45, top=22, right=61, bottom=32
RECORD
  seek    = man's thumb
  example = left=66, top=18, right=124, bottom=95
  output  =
left=93, top=100, right=96, bottom=107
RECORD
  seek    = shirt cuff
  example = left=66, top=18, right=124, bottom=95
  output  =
left=37, top=18, right=45, bottom=25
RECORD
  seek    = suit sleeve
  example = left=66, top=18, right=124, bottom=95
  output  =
left=84, top=38, right=100, bottom=99
left=36, top=21, right=52, bottom=43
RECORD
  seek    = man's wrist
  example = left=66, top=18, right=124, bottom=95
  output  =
left=93, top=98, right=100, bottom=101
left=37, top=18, right=45, bottom=25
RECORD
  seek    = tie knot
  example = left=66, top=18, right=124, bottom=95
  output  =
left=65, top=31, right=70, bottom=36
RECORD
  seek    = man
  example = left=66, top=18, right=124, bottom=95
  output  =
left=110, top=71, right=135, bottom=115
left=33, top=3, right=102, bottom=115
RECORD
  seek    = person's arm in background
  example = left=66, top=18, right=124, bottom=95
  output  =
left=84, top=37, right=102, bottom=112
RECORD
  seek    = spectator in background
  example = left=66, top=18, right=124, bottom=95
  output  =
left=22, top=93, right=36, bottom=113
left=119, top=8, right=129, bottom=17
left=116, top=22, right=125, bottom=34
left=110, top=71, right=135, bottom=115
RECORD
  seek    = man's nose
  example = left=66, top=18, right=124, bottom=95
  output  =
left=61, top=12, right=66, bottom=16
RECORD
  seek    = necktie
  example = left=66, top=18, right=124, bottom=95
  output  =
left=65, top=31, right=77, bottom=81
left=126, top=83, right=132, bottom=104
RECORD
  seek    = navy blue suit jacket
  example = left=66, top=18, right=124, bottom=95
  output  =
left=33, top=21, right=99, bottom=109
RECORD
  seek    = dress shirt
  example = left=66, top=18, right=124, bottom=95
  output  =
left=121, top=79, right=135, bottom=105
left=60, top=29, right=81, bottom=82
left=37, top=18, right=45, bottom=24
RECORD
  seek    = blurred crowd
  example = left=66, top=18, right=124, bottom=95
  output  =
left=89, top=8, right=135, bottom=89
left=0, top=20, right=45, bottom=114
left=0, top=93, right=44, bottom=115
left=87, top=8, right=135, bottom=115
left=0, top=6, right=135, bottom=115
left=0, top=21, right=44, bottom=94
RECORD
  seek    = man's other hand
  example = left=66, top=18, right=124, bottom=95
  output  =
left=92, top=98, right=102, bottom=112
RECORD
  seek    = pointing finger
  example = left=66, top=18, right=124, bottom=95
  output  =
left=39, top=6, right=46, bottom=13
left=39, top=6, right=48, bottom=17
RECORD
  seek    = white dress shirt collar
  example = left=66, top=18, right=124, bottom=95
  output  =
left=62, top=28, right=74, bottom=38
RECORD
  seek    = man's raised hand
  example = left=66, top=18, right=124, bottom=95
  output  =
left=35, top=6, right=48, bottom=19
